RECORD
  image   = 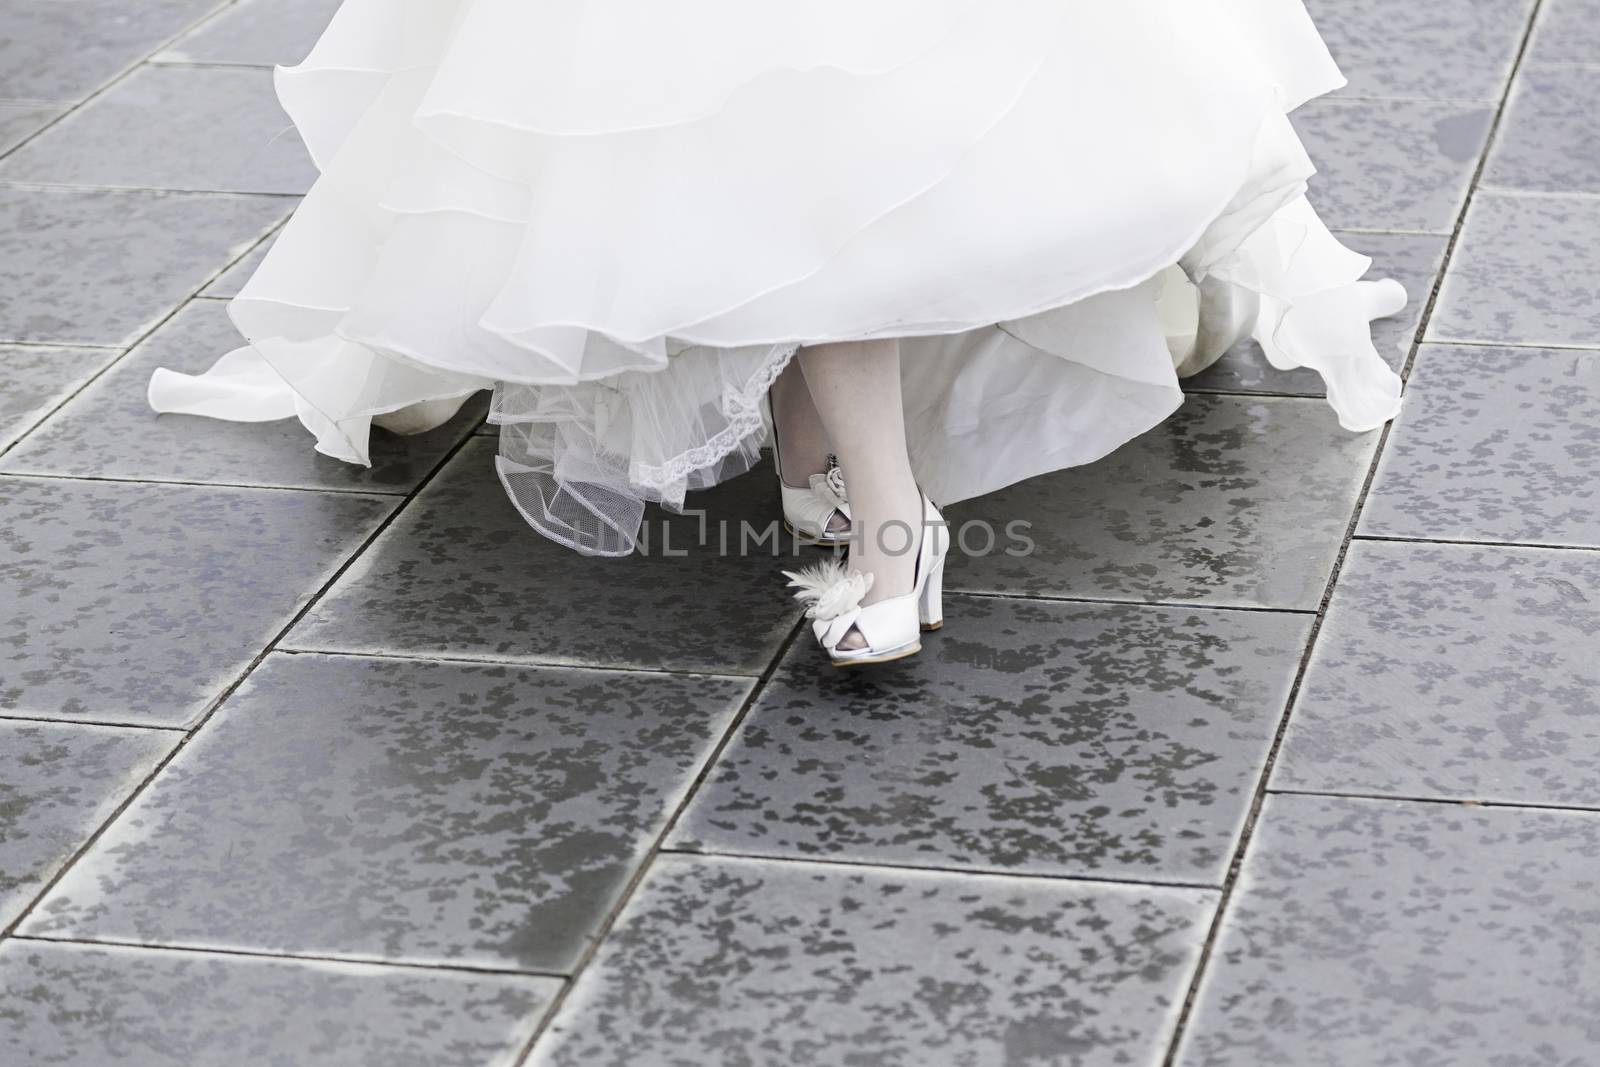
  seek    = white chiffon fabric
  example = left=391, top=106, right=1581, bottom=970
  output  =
left=149, top=0, right=1405, bottom=555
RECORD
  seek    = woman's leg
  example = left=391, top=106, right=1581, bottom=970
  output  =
left=768, top=360, right=830, bottom=485
left=770, top=357, right=849, bottom=535
left=798, top=339, right=922, bottom=649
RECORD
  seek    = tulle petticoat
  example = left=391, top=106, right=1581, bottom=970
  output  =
left=148, top=0, right=1405, bottom=555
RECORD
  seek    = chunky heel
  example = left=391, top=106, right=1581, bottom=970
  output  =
left=919, top=554, right=945, bottom=631
left=785, top=492, right=950, bottom=668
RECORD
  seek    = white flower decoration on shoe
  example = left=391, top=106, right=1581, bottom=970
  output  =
left=783, top=559, right=874, bottom=651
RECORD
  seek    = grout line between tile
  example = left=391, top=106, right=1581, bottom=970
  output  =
left=0, top=0, right=243, bottom=170
left=0, top=424, right=479, bottom=944
left=1422, top=336, right=1600, bottom=352
left=1320, top=225, right=1453, bottom=236
left=1267, top=787, right=1600, bottom=818
left=0, top=468, right=410, bottom=496
left=509, top=616, right=810, bottom=1066
left=656, top=846, right=1222, bottom=894
left=6, top=934, right=568, bottom=981
left=1514, top=60, right=1600, bottom=73
left=1320, top=94, right=1503, bottom=106
left=0, top=470, right=394, bottom=502
left=144, top=59, right=289, bottom=71
left=274, top=645, right=764, bottom=683
left=1354, top=532, right=1600, bottom=553
left=1157, top=4, right=1549, bottom=1061
left=279, top=587, right=1315, bottom=684
left=0, top=219, right=292, bottom=466
left=0, top=713, right=188, bottom=733
left=0, top=180, right=305, bottom=197
left=1180, top=385, right=1327, bottom=401
left=0, top=340, right=122, bottom=351
left=1468, top=185, right=1600, bottom=201
left=944, top=588, right=1319, bottom=616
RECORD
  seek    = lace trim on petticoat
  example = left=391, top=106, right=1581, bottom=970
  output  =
left=631, top=341, right=800, bottom=493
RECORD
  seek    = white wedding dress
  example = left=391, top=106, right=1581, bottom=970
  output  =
left=149, top=0, right=1405, bottom=555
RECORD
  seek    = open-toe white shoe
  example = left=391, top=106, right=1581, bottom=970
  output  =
left=781, top=458, right=852, bottom=548
left=784, top=493, right=948, bottom=668
left=769, top=399, right=852, bottom=545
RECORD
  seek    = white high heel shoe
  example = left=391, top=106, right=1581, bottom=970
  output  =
left=769, top=403, right=852, bottom=547
left=784, top=493, right=949, bottom=668
left=781, top=458, right=852, bottom=548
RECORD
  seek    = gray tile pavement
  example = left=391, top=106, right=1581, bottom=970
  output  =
left=670, top=596, right=1308, bottom=885
left=1304, top=0, right=1538, bottom=102
left=1274, top=540, right=1600, bottom=805
left=287, top=439, right=806, bottom=675
left=23, top=653, right=752, bottom=973
left=944, top=394, right=1378, bottom=611
left=1, top=300, right=485, bottom=492
left=0, top=0, right=225, bottom=103
left=1177, top=795, right=1600, bottom=1067
left=200, top=223, right=282, bottom=298
left=0, top=721, right=175, bottom=930
left=0, top=102, right=60, bottom=155
left=532, top=855, right=1214, bottom=1067
left=0, top=343, right=118, bottom=451
left=1484, top=64, right=1600, bottom=194
left=0, top=940, right=558, bottom=1067
left=0, top=475, right=393, bottom=728
left=152, top=0, right=344, bottom=68
left=1361, top=344, right=1600, bottom=546
left=0, top=185, right=289, bottom=346
left=1525, top=0, right=1600, bottom=66
left=1292, top=98, right=1494, bottom=232
left=1, top=1, right=1591, bottom=1064
left=1428, top=191, right=1600, bottom=347
left=0, top=65, right=316, bottom=194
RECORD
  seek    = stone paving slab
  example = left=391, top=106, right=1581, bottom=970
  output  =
left=1525, top=0, right=1600, bottom=65
left=200, top=224, right=282, bottom=298
left=0, top=721, right=175, bottom=931
left=671, top=595, right=1308, bottom=886
left=0, top=940, right=558, bottom=1067
left=1485, top=65, right=1600, bottom=195
left=1361, top=345, right=1600, bottom=546
left=0, top=476, right=393, bottom=728
left=0, top=344, right=118, bottom=451
left=0, top=0, right=224, bottom=103
left=0, top=65, right=315, bottom=194
left=22, top=653, right=752, bottom=974
left=0, top=102, right=60, bottom=155
left=0, top=186, right=289, bottom=346
left=1428, top=191, right=1600, bottom=348
left=1292, top=98, right=1494, bottom=233
left=944, top=394, right=1377, bottom=611
left=1, top=300, right=486, bottom=493
left=152, top=0, right=342, bottom=68
left=1183, top=231, right=1448, bottom=397
left=1176, top=794, right=1600, bottom=1067
left=1274, top=540, right=1600, bottom=805
left=288, top=438, right=805, bottom=676
left=1304, top=0, right=1537, bottom=102
left=532, top=854, right=1214, bottom=1067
